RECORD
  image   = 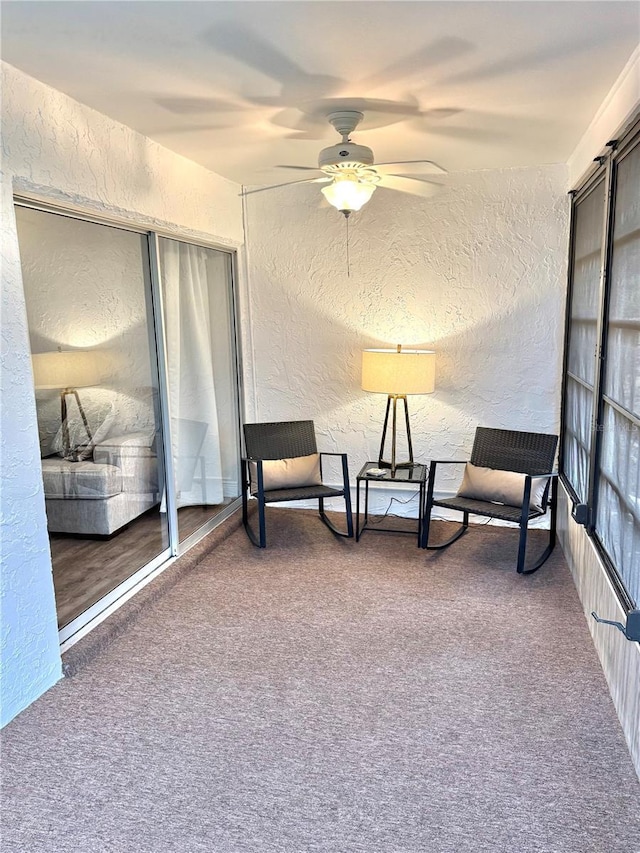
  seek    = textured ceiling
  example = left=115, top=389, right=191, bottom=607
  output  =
left=2, top=1, right=639, bottom=185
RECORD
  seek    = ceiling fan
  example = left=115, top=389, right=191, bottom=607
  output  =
left=244, top=110, right=447, bottom=218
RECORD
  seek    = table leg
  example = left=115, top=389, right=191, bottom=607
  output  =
left=419, top=479, right=426, bottom=548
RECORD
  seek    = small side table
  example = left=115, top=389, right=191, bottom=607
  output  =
left=355, top=461, right=429, bottom=548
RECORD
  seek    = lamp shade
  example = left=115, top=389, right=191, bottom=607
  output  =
left=32, top=350, right=101, bottom=390
left=322, top=178, right=376, bottom=213
left=362, top=347, right=436, bottom=395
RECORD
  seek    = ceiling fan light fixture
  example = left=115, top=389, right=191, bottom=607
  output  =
left=321, top=177, right=376, bottom=217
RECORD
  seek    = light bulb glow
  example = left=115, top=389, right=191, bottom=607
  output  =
left=321, top=178, right=376, bottom=213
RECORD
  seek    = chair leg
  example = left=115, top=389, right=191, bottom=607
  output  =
left=425, top=511, right=469, bottom=550
left=318, top=495, right=354, bottom=538
left=518, top=479, right=558, bottom=575
left=516, top=519, right=528, bottom=573
left=317, top=456, right=353, bottom=539
left=242, top=463, right=267, bottom=548
left=344, top=474, right=354, bottom=538
left=423, top=463, right=469, bottom=550
left=257, top=496, right=266, bottom=547
left=244, top=497, right=267, bottom=548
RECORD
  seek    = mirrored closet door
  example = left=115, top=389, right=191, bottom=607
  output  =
left=15, top=203, right=242, bottom=640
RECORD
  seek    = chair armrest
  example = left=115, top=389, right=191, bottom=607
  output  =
left=427, top=459, right=469, bottom=483
left=426, top=459, right=470, bottom=505
left=319, top=452, right=350, bottom=489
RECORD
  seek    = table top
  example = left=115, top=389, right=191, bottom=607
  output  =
left=357, top=461, right=428, bottom=483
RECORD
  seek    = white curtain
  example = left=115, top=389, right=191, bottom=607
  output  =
left=160, top=240, right=224, bottom=508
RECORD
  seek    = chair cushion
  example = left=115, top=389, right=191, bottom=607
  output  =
left=249, top=453, right=322, bottom=493
left=456, top=462, right=549, bottom=512
left=41, top=458, right=123, bottom=500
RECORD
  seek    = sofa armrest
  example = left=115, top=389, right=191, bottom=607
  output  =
left=93, top=432, right=158, bottom=495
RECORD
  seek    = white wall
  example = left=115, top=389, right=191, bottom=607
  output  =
left=244, top=163, right=569, bottom=510
left=1, top=188, right=62, bottom=725
left=0, top=62, right=245, bottom=726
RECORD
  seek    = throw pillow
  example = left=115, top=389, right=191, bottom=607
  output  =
left=456, top=462, right=549, bottom=512
left=249, top=453, right=322, bottom=493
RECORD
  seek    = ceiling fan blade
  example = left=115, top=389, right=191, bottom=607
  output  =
left=422, top=124, right=503, bottom=143
left=297, top=97, right=424, bottom=131
left=155, top=96, right=248, bottom=115
left=421, top=108, right=464, bottom=121
left=374, top=160, right=448, bottom=175
left=275, top=165, right=323, bottom=172
left=357, top=37, right=475, bottom=90
left=203, top=23, right=304, bottom=84
left=202, top=24, right=345, bottom=104
left=241, top=177, right=331, bottom=196
left=378, top=175, right=443, bottom=199
left=439, top=33, right=604, bottom=87
left=151, top=123, right=237, bottom=136
left=270, top=109, right=328, bottom=138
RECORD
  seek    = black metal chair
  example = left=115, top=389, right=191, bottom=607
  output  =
left=422, top=427, right=558, bottom=574
left=241, top=420, right=354, bottom=548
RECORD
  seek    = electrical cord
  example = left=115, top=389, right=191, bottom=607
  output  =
left=367, top=489, right=421, bottom=526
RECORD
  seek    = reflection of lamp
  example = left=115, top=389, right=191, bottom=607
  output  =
left=32, top=349, right=101, bottom=456
left=362, top=345, right=436, bottom=474
left=321, top=176, right=376, bottom=218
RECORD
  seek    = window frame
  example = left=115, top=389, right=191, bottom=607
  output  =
left=560, top=113, right=640, bottom=612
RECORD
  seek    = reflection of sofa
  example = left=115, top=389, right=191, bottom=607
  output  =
left=41, top=432, right=159, bottom=536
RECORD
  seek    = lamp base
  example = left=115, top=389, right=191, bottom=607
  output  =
left=377, top=460, right=415, bottom=470
left=377, top=395, right=414, bottom=476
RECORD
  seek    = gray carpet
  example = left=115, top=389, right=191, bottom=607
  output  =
left=2, top=508, right=639, bottom=853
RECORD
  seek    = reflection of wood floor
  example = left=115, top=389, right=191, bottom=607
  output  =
left=50, top=503, right=232, bottom=629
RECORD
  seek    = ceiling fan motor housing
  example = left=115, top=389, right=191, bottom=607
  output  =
left=318, top=142, right=375, bottom=171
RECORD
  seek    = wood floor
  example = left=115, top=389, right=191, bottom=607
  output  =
left=50, top=502, right=232, bottom=628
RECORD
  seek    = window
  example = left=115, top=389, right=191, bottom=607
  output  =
left=561, top=116, right=640, bottom=609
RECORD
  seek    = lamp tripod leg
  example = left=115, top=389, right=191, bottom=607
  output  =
left=391, top=395, right=398, bottom=474
left=60, top=388, right=94, bottom=457
left=403, top=396, right=413, bottom=466
left=378, top=396, right=392, bottom=468
left=71, top=389, right=94, bottom=444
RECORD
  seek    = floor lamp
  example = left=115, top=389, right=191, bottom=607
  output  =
left=32, top=349, right=100, bottom=457
left=362, top=345, right=436, bottom=475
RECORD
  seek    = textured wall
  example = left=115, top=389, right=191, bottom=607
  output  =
left=0, top=62, right=244, bottom=725
left=2, top=63, right=243, bottom=245
left=245, top=164, right=570, bottom=511
left=0, top=185, right=62, bottom=725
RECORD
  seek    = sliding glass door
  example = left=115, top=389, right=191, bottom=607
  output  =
left=16, top=205, right=170, bottom=631
left=15, top=202, right=242, bottom=640
left=158, top=237, right=241, bottom=543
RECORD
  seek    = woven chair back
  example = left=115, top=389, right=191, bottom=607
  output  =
left=470, top=427, right=557, bottom=476
left=244, top=420, right=318, bottom=461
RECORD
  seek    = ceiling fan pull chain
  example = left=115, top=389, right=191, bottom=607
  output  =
left=346, top=213, right=350, bottom=277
